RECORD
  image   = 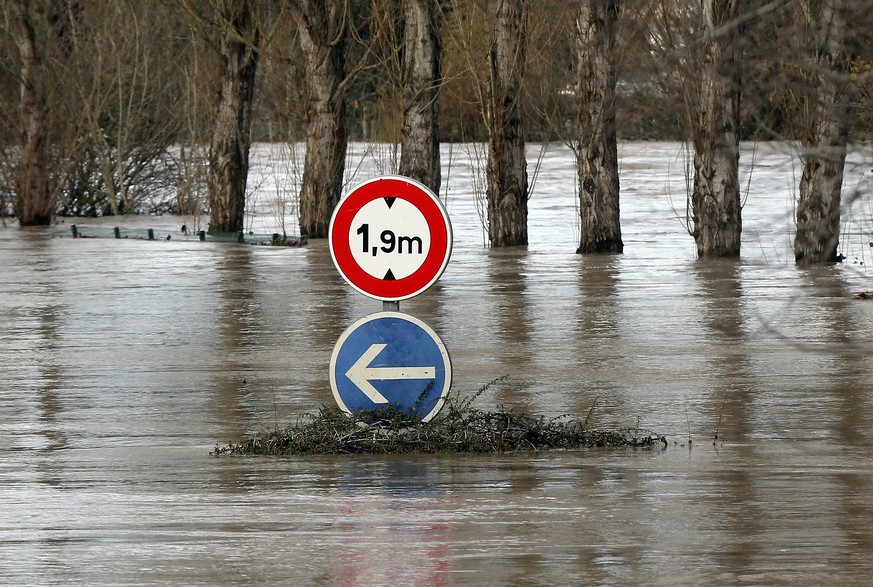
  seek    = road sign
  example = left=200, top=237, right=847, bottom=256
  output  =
left=329, top=176, right=452, bottom=301
left=329, top=311, right=452, bottom=422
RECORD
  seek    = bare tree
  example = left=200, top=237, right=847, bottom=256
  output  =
left=574, top=0, right=622, bottom=254
left=7, top=0, right=54, bottom=225
left=398, top=0, right=443, bottom=195
left=206, top=0, right=260, bottom=233
left=485, top=0, right=529, bottom=247
left=290, top=0, right=349, bottom=239
left=61, top=1, right=186, bottom=217
left=793, top=0, right=851, bottom=265
left=690, top=0, right=743, bottom=258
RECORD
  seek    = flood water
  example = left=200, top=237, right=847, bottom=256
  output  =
left=2, top=142, right=873, bottom=585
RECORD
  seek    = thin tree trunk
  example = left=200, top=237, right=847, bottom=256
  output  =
left=10, top=0, right=54, bottom=226
left=575, top=0, right=622, bottom=254
left=486, top=0, right=528, bottom=248
left=691, top=0, right=742, bottom=258
left=399, top=0, right=442, bottom=195
left=207, top=0, right=259, bottom=234
left=293, top=0, right=348, bottom=239
left=794, top=0, right=850, bottom=265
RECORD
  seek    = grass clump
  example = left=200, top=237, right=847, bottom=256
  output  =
left=212, top=390, right=667, bottom=456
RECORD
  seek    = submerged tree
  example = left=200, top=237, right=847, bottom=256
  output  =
left=690, top=0, right=743, bottom=258
left=398, top=0, right=443, bottom=195
left=793, top=0, right=851, bottom=265
left=207, top=0, right=260, bottom=233
left=574, top=0, right=622, bottom=254
left=290, top=0, right=348, bottom=239
left=7, top=0, right=54, bottom=226
left=485, top=0, right=529, bottom=247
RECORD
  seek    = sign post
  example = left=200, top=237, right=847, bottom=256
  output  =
left=328, top=176, right=454, bottom=422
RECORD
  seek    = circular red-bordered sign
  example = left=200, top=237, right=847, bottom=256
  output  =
left=329, top=176, right=452, bottom=301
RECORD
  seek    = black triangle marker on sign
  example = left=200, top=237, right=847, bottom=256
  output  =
left=384, top=269, right=396, bottom=280
left=384, top=197, right=396, bottom=209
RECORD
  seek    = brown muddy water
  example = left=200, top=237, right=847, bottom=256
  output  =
left=2, top=142, right=873, bottom=585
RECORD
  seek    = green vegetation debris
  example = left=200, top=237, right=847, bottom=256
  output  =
left=212, top=391, right=667, bottom=456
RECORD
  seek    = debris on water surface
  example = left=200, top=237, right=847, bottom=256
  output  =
left=212, top=399, right=667, bottom=456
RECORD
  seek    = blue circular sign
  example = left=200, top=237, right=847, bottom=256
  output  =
left=329, top=312, right=452, bottom=422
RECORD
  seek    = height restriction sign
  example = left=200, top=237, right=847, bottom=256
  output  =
left=328, top=176, right=453, bottom=302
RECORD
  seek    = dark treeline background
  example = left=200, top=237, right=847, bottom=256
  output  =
left=2, top=0, right=872, bottom=260
left=5, top=1, right=866, bottom=143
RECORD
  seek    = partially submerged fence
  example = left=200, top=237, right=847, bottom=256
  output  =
left=67, top=224, right=306, bottom=247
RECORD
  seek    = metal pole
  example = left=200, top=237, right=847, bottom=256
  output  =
left=383, top=301, right=400, bottom=312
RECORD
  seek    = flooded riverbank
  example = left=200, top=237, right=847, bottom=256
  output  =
left=1, top=142, right=872, bottom=585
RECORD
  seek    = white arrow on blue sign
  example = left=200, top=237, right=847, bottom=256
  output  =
left=329, top=311, right=452, bottom=422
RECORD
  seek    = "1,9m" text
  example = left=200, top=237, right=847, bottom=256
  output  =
left=356, top=224, right=423, bottom=256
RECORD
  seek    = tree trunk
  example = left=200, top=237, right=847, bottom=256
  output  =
left=575, top=0, right=622, bottom=254
left=398, top=0, right=442, bottom=196
left=486, top=0, right=528, bottom=248
left=9, top=0, right=54, bottom=226
left=691, top=0, right=742, bottom=258
left=293, top=0, right=348, bottom=239
left=207, top=0, right=259, bottom=234
left=794, top=0, right=850, bottom=265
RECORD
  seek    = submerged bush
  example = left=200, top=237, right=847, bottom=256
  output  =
left=212, top=392, right=667, bottom=456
